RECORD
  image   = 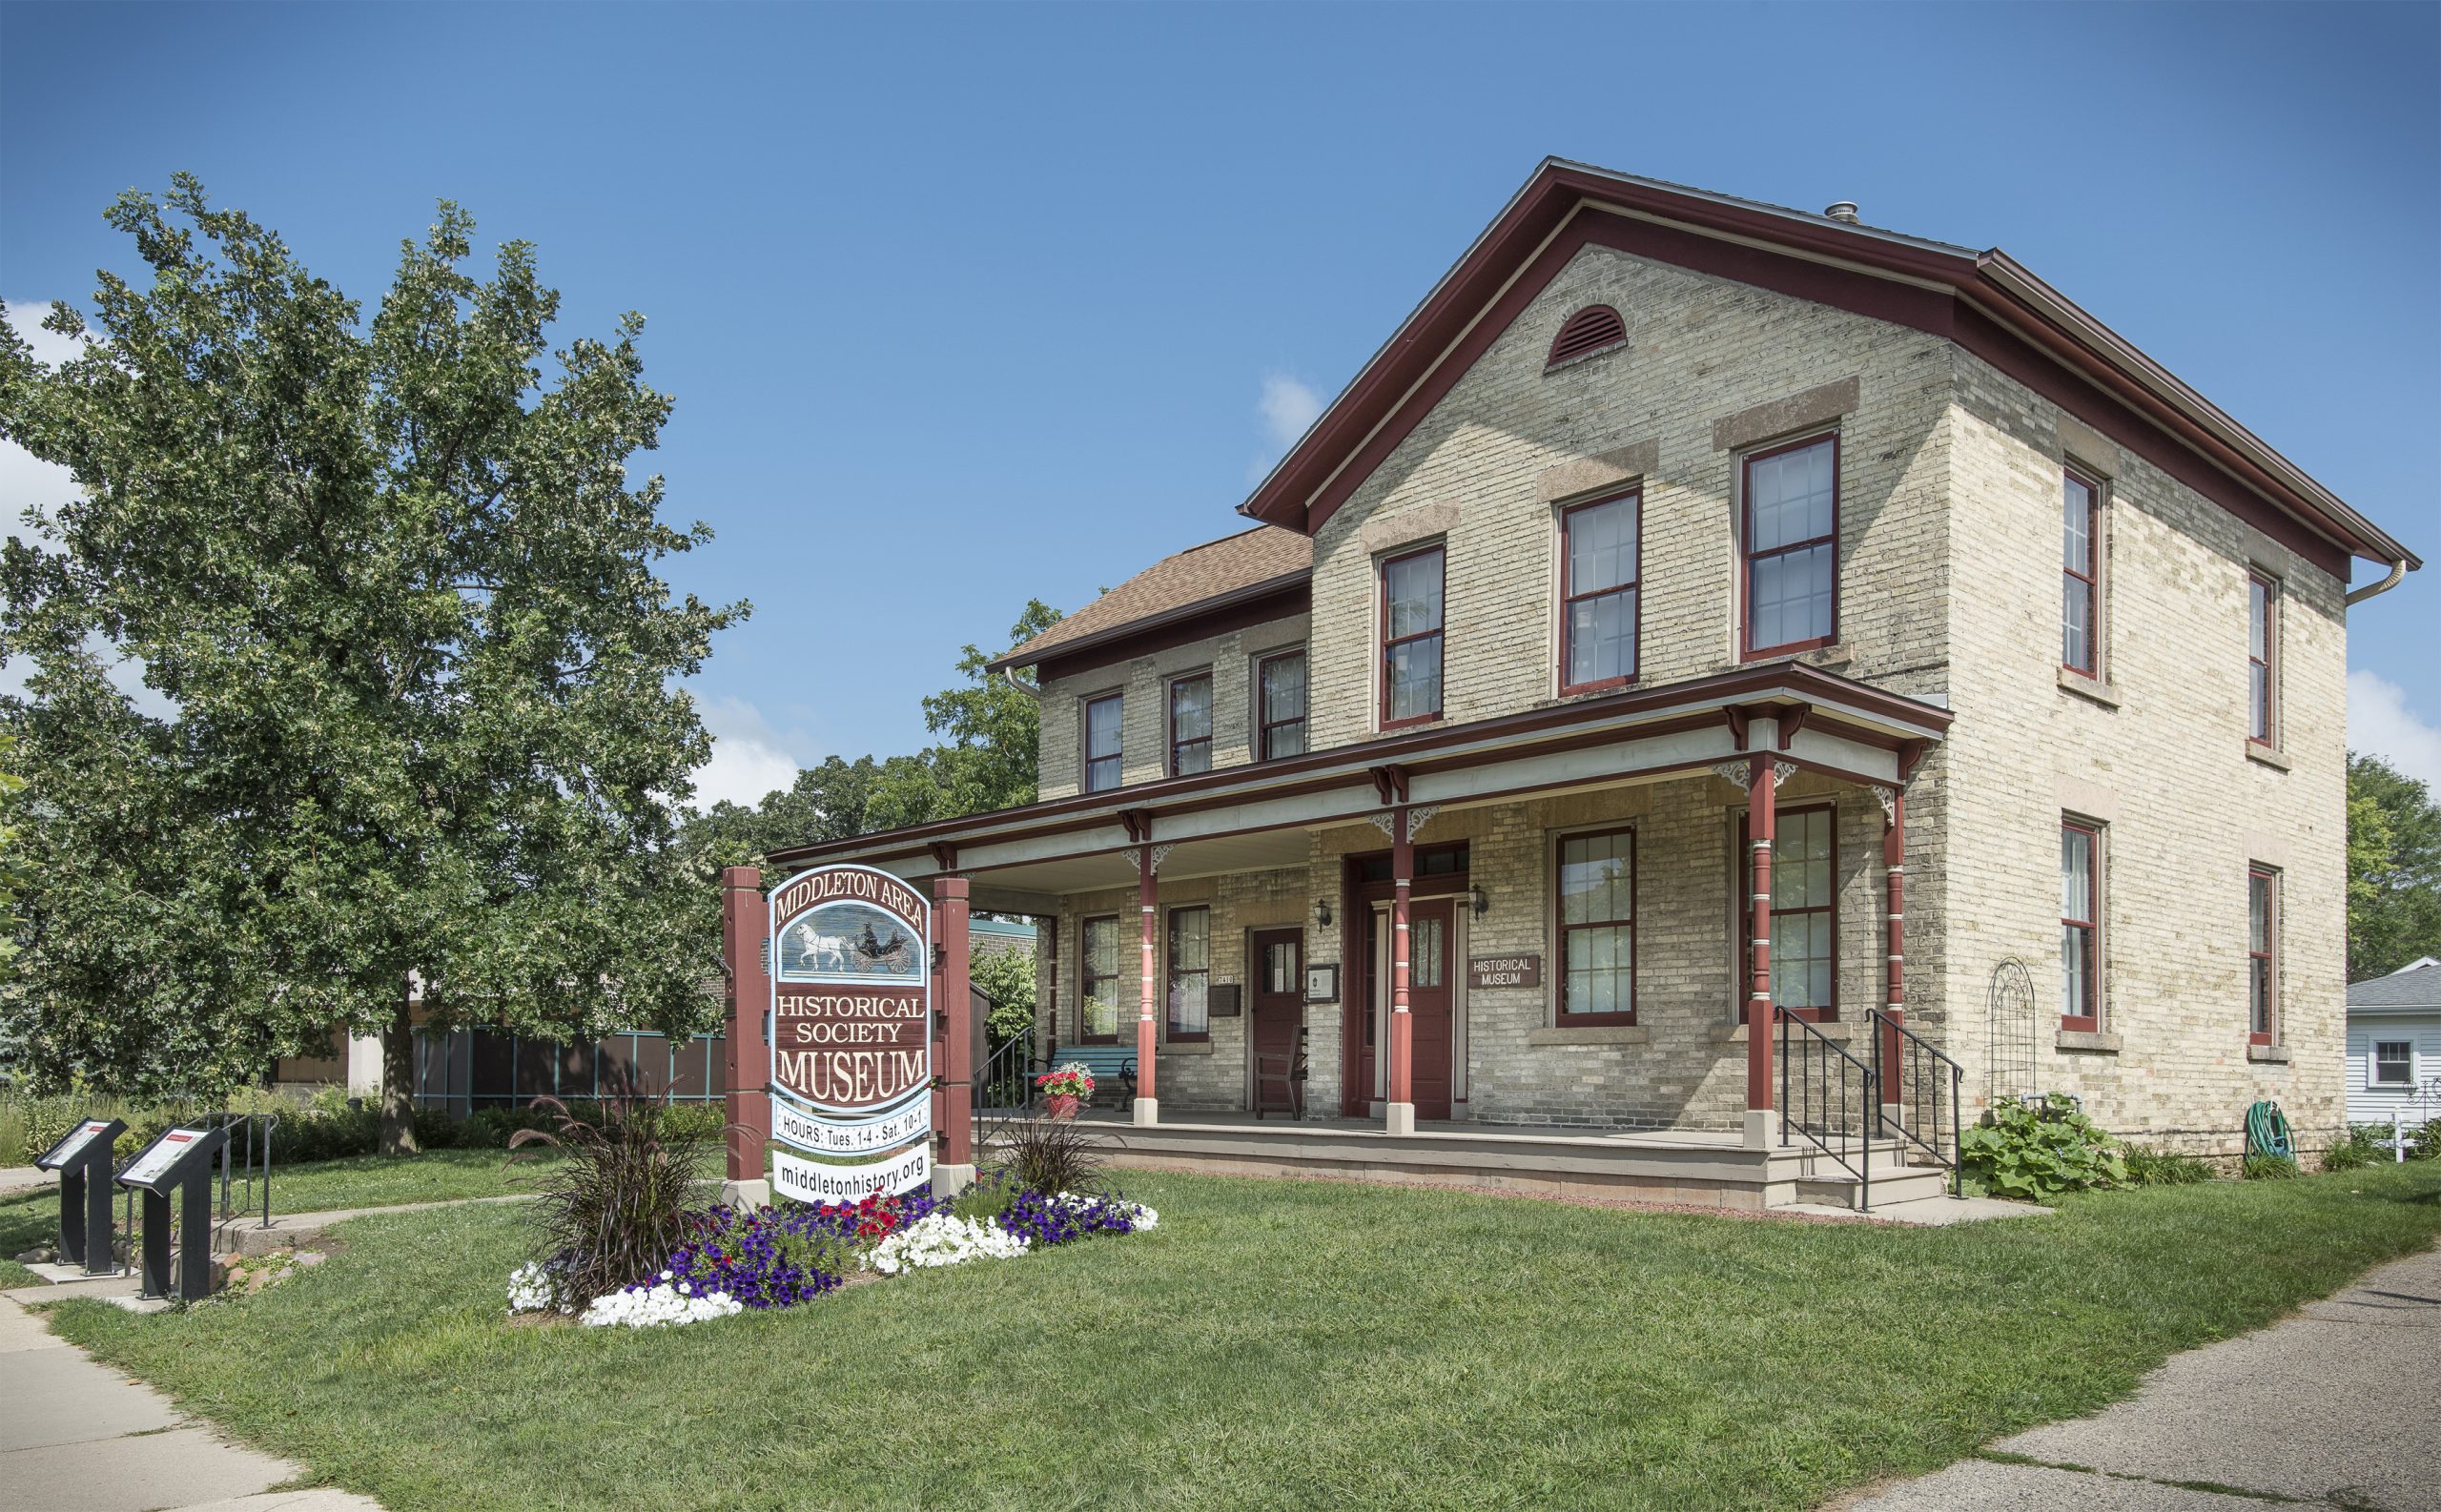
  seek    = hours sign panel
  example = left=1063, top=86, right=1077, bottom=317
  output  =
left=767, top=864, right=933, bottom=1195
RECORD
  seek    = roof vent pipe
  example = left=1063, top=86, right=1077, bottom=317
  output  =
left=1824, top=202, right=1860, bottom=225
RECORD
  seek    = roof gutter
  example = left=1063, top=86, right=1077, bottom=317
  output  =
left=984, top=568, right=1313, bottom=675
left=2347, top=557, right=2409, bottom=607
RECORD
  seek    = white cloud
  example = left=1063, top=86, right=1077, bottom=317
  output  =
left=1, top=300, right=81, bottom=547
left=688, top=695, right=817, bottom=811
left=1257, top=374, right=1324, bottom=454
left=2349, top=668, right=2441, bottom=790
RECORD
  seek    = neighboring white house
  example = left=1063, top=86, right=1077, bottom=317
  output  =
left=2346, top=957, right=2441, bottom=1126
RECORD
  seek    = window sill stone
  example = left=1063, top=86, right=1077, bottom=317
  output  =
left=1528, top=1024, right=1651, bottom=1047
left=2055, top=1030, right=2123, bottom=1053
left=2057, top=668, right=2121, bottom=707
left=2246, top=1043, right=2292, bottom=1064
left=1708, top=1018, right=1856, bottom=1043
left=2246, top=744, right=2292, bottom=772
left=1159, top=1041, right=1216, bottom=1057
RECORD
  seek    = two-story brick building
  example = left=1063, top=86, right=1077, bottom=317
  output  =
left=773, top=160, right=2415, bottom=1200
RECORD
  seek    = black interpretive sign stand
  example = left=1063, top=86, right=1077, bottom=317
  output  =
left=34, top=1117, right=128, bottom=1276
left=113, top=1125, right=229, bottom=1301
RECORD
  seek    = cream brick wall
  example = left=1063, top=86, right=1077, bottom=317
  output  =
left=1034, top=614, right=1311, bottom=800
left=1940, top=354, right=2349, bottom=1151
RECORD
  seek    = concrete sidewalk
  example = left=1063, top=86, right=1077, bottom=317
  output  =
left=0, top=1291, right=384, bottom=1512
left=1838, top=1243, right=2441, bottom=1511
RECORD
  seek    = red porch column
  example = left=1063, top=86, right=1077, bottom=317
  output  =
left=1135, top=844, right=1160, bottom=1126
left=718, top=866, right=772, bottom=1201
left=1386, top=807, right=1417, bottom=1135
left=1744, top=754, right=1776, bottom=1149
left=933, top=875, right=975, bottom=1192
left=1877, top=790, right=1906, bottom=1129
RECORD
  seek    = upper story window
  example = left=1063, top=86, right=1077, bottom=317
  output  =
left=2248, top=866, right=2279, bottom=1045
left=2061, top=820, right=2101, bottom=1031
left=1557, top=828, right=1635, bottom=1023
left=1167, top=672, right=1212, bottom=777
left=1561, top=492, right=1640, bottom=694
left=2062, top=469, right=2101, bottom=675
left=2248, top=572, right=2281, bottom=746
left=1080, top=915, right=1122, bottom=1043
left=1547, top=305, right=1628, bottom=368
left=1381, top=545, right=1446, bottom=728
left=1166, top=906, right=1210, bottom=1041
left=1742, top=435, right=1839, bottom=659
left=1257, top=648, right=1307, bottom=760
left=1083, top=692, right=1123, bottom=793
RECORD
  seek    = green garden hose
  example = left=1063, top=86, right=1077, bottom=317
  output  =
left=2246, top=1100, right=2295, bottom=1159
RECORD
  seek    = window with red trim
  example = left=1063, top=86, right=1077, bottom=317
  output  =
left=2248, top=867, right=2278, bottom=1044
left=2248, top=573, right=2279, bottom=746
left=1080, top=915, right=1122, bottom=1043
left=2061, top=821, right=2100, bottom=1031
left=1257, top=648, right=1307, bottom=760
left=1167, top=671, right=1212, bottom=777
left=2062, top=469, right=2099, bottom=675
left=1741, top=435, right=1838, bottom=658
left=1381, top=545, right=1445, bottom=727
left=1166, top=906, right=1210, bottom=1040
left=1557, top=828, right=1635, bottom=1023
left=1082, top=693, right=1123, bottom=793
left=1561, top=492, right=1639, bottom=694
left=1740, top=805, right=1836, bottom=1021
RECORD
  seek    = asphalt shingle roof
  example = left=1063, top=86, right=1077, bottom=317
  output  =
left=2349, top=960, right=2441, bottom=1011
left=997, top=525, right=1311, bottom=668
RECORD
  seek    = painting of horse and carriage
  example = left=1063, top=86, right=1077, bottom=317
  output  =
left=777, top=900, right=925, bottom=982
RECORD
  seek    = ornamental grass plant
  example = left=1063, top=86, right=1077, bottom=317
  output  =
left=995, top=1114, right=1107, bottom=1195
left=508, top=1086, right=712, bottom=1309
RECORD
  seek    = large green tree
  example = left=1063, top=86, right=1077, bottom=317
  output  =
left=684, top=601, right=1058, bottom=870
left=0, top=179, right=744, bottom=1152
left=2348, top=752, right=2441, bottom=980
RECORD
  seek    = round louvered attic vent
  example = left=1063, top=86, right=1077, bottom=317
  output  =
left=1547, top=305, right=1628, bottom=369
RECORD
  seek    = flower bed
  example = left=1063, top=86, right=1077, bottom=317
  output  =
left=506, top=1176, right=1158, bottom=1327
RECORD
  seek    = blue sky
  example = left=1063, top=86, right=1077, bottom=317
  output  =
left=4, top=2, right=2436, bottom=805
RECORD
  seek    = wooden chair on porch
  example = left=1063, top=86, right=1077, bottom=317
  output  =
left=1255, top=1026, right=1307, bottom=1120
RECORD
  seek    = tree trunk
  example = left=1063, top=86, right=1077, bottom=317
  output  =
left=378, top=989, right=421, bottom=1156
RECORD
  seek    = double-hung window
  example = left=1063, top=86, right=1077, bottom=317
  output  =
left=2248, top=573, right=2280, bottom=746
left=2062, top=469, right=2100, bottom=675
left=1080, top=916, right=1122, bottom=1042
left=1742, top=435, right=1838, bottom=658
left=1167, top=672, right=1212, bottom=777
left=2248, top=867, right=2279, bottom=1044
left=1742, top=805, right=1836, bottom=1021
left=2061, top=821, right=2101, bottom=1031
left=1166, top=906, right=1210, bottom=1041
left=2374, top=1040, right=2414, bottom=1087
left=1257, top=648, right=1307, bottom=760
left=1561, top=492, right=1640, bottom=693
left=1557, top=828, right=1635, bottom=1023
left=1083, top=692, right=1123, bottom=793
left=1381, top=545, right=1446, bottom=726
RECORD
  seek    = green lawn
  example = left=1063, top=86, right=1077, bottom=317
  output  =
left=35, top=1162, right=2441, bottom=1512
left=1, top=1149, right=551, bottom=1287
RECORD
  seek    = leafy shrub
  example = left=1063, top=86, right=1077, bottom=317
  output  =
left=1958, top=1094, right=2127, bottom=1201
left=994, top=1114, right=1107, bottom=1196
left=2242, top=1154, right=2300, bottom=1180
left=2322, top=1125, right=2388, bottom=1173
left=2123, top=1146, right=2214, bottom=1186
left=2408, top=1118, right=2441, bottom=1161
left=510, top=1090, right=714, bottom=1309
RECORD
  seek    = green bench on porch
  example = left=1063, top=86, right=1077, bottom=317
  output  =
left=1043, top=1044, right=1137, bottom=1108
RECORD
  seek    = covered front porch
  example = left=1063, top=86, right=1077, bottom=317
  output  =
left=776, top=664, right=1963, bottom=1210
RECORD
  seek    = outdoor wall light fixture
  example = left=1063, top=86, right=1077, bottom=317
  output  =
left=1470, top=884, right=1489, bottom=917
left=1314, top=897, right=1333, bottom=929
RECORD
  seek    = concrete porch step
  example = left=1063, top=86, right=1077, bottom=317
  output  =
left=1790, top=1162, right=1957, bottom=1211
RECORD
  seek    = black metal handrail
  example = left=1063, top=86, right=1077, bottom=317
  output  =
left=1776, top=1007, right=1876, bottom=1212
left=1869, top=1010, right=1965, bottom=1196
left=973, top=1029, right=1037, bottom=1149
left=206, top=1111, right=278, bottom=1232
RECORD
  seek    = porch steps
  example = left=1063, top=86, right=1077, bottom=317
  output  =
left=1791, top=1162, right=1955, bottom=1211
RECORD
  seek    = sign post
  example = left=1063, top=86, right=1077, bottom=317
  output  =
left=34, top=1117, right=127, bottom=1276
left=720, top=866, right=774, bottom=1209
left=114, top=1124, right=229, bottom=1302
left=760, top=863, right=961, bottom=1202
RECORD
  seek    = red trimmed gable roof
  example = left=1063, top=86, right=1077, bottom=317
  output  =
left=1239, top=158, right=2415, bottom=582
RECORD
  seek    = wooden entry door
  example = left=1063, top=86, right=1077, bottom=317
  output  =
left=1249, top=929, right=1303, bottom=1114
left=1406, top=899, right=1456, bottom=1120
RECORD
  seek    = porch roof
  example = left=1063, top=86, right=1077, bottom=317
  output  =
left=769, top=662, right=1948, bottom=908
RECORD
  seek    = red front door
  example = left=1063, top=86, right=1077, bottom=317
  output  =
left=1406, top=898, right=1456, bottom=1120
